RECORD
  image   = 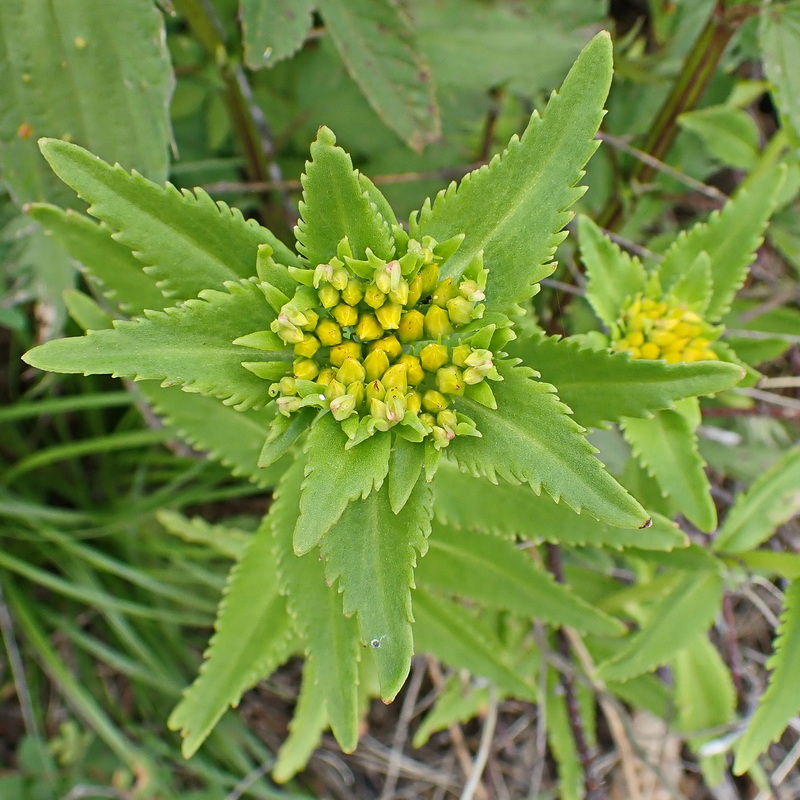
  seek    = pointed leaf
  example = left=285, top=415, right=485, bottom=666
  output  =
left=272, top=460, right=362, bottom=752
left=388, top=436, right=426, bottom=514
left=294, top=415, right=391, bottom=554
left=38, top=139, right=298, bottom=299
left=448, top=361, right=649, bottom=528
left=294, top=126, right=393, bottom=265
left=622, top=410, right=717, bottom=532
left=167, top=517, right=296, bottom=758
left=23, top=279, right=288, bottom=410
left=413, top=673, right=491, bottom=748
left=258, top=409, right=314, bottom=470
left=713, top=446, right=800, bottom=553
left=598, top=572, right=723, bottom=683
left=241, top=0, right=315, bottom=69
left=318, top=0, right=440, bottom=152
left=668, top=251, right=713, bottom=311
left=734, top=580, right=800, bottom=774
left=417, top=522, right=624, bottom=636
left=509, top=333, right=744, bottom=429
left=760, top=1, right=800, bottom=144
left=410, top=32, right=613, bottom=316
left=545, top=667, right=583, bottom=800
left=321, top=476, right=433, bottom=700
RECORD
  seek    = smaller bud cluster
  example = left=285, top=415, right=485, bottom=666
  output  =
left=612, top=296, right=720, bottom=363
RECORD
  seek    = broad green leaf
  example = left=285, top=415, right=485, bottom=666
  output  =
left=240, top=0, right=315, bottom=69
left=509, top=333, right=744, bottom=429
left=410, top=32, right=612, bottom=316
left=579, top=215, right=647, bottom=327
left=713, top=446, right=800, bottom=553
left=678, top=106, right=760, bottom=170
left=23, top=280, right=287, bottom=411
left=622, top=410, right=717, bottom=532
left=448, top=361, right=649, bottom=529
left=388, top=436, right=426, bottom=514
left=64, top=288, right=112, bottom=332
left=598, top=572, right=723, bottom=683
left=167, top=516, right=296, bottom=758
left=273, top=658, right=328, bottom=783
left=413, top=589, right=535, bottom=700
left=655, top=168, right=784, bottom=320
left=295, top=415, right=391, bottom=554
left=417, top=522, right=624, bottom=636
left=272, top=460, right=362, bottom=752
left=734, top=580, right=800, bottom=774
left=760, top=1, right=800, bottom=145
left=0, top=0, right=172, bottom=206
left=321, top=476, right=433, bottom=700
left=434, top=463, right=685, bottom=550
left=27, top=203, right=168, bottom=316
left=38, top=139, right=297, bottom=299
left=294, top=126, right=393, bottom=266
left=318, top=0, right=440, bottom=152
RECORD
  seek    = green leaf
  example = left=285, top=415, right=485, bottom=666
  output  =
left=410, top=32, right=613, bottom=316
left=545, top=667, right=583, bottom=800
left=167, top=516, right=296, bottom=758
left=295, top=415, right=391, bottom=554
left=388, top=436, right=426, bottom=514
left=734, top=580, right=800, bottom=774
left=508, top=333, right=744, bottom=429
left=258, top=409, right=314, bottom=471
left=240, top=0, right=315, bottom=69
left=678, top=106, right=760, bottom=170
left=713, top=446, right=800, bottom=553
left=317, top=0, right=440, bottom=152
left=37, top=139, right=298, bottom=299
left=157, top=510, right=248, bottom=560
left=448, top=361, right=649, bottom=529
left=579, top=215, right=647, bottom=327
left=622, top=409, right=717, bottom=532
left=417, top=522, right=624, bottom=636
left=321, top=476, right=432, bottom=700
left=434, top=463, right=685, bottom=550
left=27, top=203, right=168, bottom=316
left=598, top=572, right=723, bottom=683
left=64, top=289, right=113, bottom=332
left=272, top=460, right=362, bottom=752
left=23, top=279, right=287, bottom=411
left=0, top=0, right=173, bottom=206
left=668, top=251, right=713, bottom=311
left=760, top=1, right=800, bottom=145
left=413, top=589, right=535, bottom=700
left=294, top=126, right=394, bottom=266
left=655, top=168, right=784, bottom=320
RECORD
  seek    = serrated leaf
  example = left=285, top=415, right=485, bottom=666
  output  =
left=27, top=203, right=168, bottom=316
left=713, top=446, right=800, bottom=553
left=434, top=463, right=685, bottom=550
left=294, top=126, right=393, bottom=266
left=321, top=476, right=432, bottom=700
left=598, top=572, right=723, bottom=683
left=241, top=0, right=315, bottom=69
left=318, top=0, right=440, bottom=152
left=167, top=516, right=296, bottom=758
left=579, top=215, right=647, bottom=327
left=734, top=580, right=800, bottom=774
left=760, top=1, right=800, bottom=145
left=622, top=409, right=717, bottom=532
left=37, top=139, right=298, bottom=299
left=669, top=251, right=713, bottom=311
left=23, top=280, right=288, bottom=411
left=258, top=409, right=314, bottom=470
left=388, top=436, right=426, bottom=514
left=410, top=32, right=612, bottom=316
left=508, top=333, right=744, bottom=429
left=448, top=361, right=649, bottom=529
left=413, top=589, right=535, bottom=700
left=294, top=415, right=391, bottom=554
left=0, top=0, right=172, bottom=206
left=655, top=168, right=784, bottom=320
left=417, top=522, right=624, bottom=636
left=272, top=459, right=362, bottom=752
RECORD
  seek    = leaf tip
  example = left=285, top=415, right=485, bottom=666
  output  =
left=639, top=517, right=653, bottom=530
left=315, top=125, right=337, bottom=147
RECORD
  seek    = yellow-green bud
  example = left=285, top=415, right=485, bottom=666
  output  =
left=398, top=310, right=425, bottom=343
left=382, top=363, right=408, bottom=393
left=406, top=273, right=423, bottom=307
left=450, top=343, right=471, bottom=367
left=406, top=390, right=422, bottom=415
left=318, top=284, right=340, bottom=309
left=366, top=379, right=386, bottom=403
left=337, top=357, right=366, bottom=385
left=313, top=263, right=334, bottom=287
left=293, top=358, right=319, bottom=381
left=279, top=376, right=297, bottom=395
left=355, top=313, right=383, bottom=342
left=316, top=319, right=342, bottom=346
left=282, top=305, right=309, bottom=327
left=375, top=302, right=402, bottom=330
left=331, top=265, right=349, bottom=291
left=364, top=284, right=386, bottom=309
left=300, top=309, right=319, bottom=331
left=422, top=390, right=449, bottom=412
left=437, top=409, right=458, bottom=431
left=325, top=379, right=346, bottom=400
left=347, top=381, right=365, bottom=407
left=420, top=342, right=449, bottom=372
left=271, top=313, right=305, bottom=344
left=463, top=367, right=485, bottom=385
left=316, top=367, right=336, bottom=386
left=330, top=394, right=357, bottom=421
left=397, top=354, right=424, bottom=385
left=332, top=302, right=359, bottom=327
left=341, top=278, right=364, bottom=306
left=424, top=304, right=454, bottom=339
left=389, top=279, right=410, bottom=306
left=432, top=425, right=454, bottom=448
left=294, top=333, right=321, bottom=358
left=463, top=348, right=494, bottom=384
left=419, top=412, right=436, bottom=430
left=459, top=279, right=485, bottom=302
left=432, top=277, right=458, bottom=308
left=364, top=349, right=390, bottom=382
left=369, top=398, right=391, bottom=431
left=277, top=396, right=302, bottom=416
left=384, top=387, right=407, bottom=423
left=329, top=340, right=362, bottom=366
left=369, top=335, right=403, bottom=360
left=418, top=263, right=440, bottom=295
left=446, top=296, right=474, bottom=326
left=435, top=365, right=465, bottom=396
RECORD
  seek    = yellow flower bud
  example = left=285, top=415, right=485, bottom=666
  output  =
left=418, top=262, right=440, bottom=295
left=366, top=379, right=386, bottom=403
left=369, top=335, right=403, bottom=361
left=384, top=387, right=407, bottom=423
left=432, top=277, right=458, bottom=308
left=332, top=302, right=359, bottom=327
left=419, top=412, right=436, bottom=429
left=382, top=363, right=408, bottom=393
left=640, top=342, right=660, bottom=360
left=397, top=354, right=424, bottom=385
left=355, top=312, right=383, bottom=342
left=406, top=273, right=423, bottom=307
left=424, top=304, right=454, bottom=339
left=316, top=319, right=342, bottom=346
left=279, top=376, right=297, bottom=395
left=271, top=313, right=305, bottom=344
left=422, top=390, right=449, bottom=413
left=331, top=265, right=349, bottom=291
left=330, top=394, right=357, bottom=421
left=447, top=296, right=475, bottom=326
left=459, top=279, right=485, bottom=302
left=347, top=381, right=365, bottom=407
left=364, top=284, right=386, bottom=309
left=341, top=278, right=364, bottom=306
left=293, top=358, right=319, bottom=381
left=389, top=279, right=410, bottom=306
left=364, top=349, right=390, bottom=382
left=300, top=309, right=319, bottom=332
left=437, top=409, right=458, bottom=431
left=436, top=365, right=465, bottom=396
left=398, top=310, right=425, bottom=343
left=294, top=333, right=321, bottom=358
left=405, top=390, right=422, bottom=415
left=318, top=284, right=340, bottom=309
left=329, top=340, right=362, bottom=367
left=450, top=343, right=471, bottom=367
left=420, top=343, right=450, bottom=372
left=325, top=379, right=346, bottom=400
left=375, top=302, right=402, bottom=330
left=276, top=396, right=302, bottom=415
left=316, top=367, right=336, bottom=386
left=337, top=357, right=366, bottom=385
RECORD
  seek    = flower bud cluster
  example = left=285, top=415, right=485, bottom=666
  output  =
left=256, top=235, right=498, bottom=447
left=612, top=296, right=719, bottom=363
